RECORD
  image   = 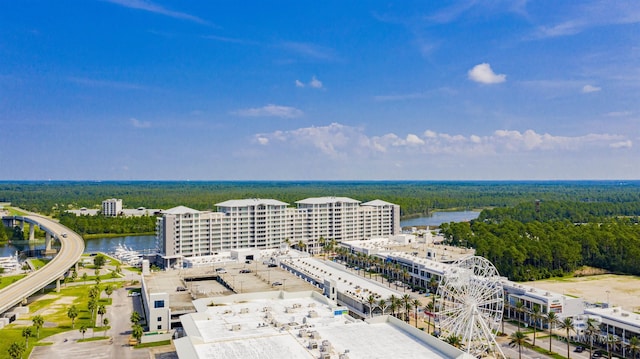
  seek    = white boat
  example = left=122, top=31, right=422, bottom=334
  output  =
left=0, top=252, right=21, bottom=272
left=113, top=243, right=143, bottom=266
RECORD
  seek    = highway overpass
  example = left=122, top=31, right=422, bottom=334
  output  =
left=0, top=215, right=84, bottom=315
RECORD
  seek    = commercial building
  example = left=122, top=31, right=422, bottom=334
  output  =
left=157, top=197, right=400, bottom=266
left=174, top=291, right=473, bottom=359
left=101, top=198, right=123, bottom=217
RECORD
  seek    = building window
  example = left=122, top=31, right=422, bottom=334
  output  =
left=154, top=300, right=165, bottom=308
left=157, top=324, right=162, bottom=330
left=157, top=316, right=162, bottom=322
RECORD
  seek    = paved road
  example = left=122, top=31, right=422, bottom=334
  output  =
left=30, top=286, right=150, bottom=359
left=0, top=215, right=84, bottom=314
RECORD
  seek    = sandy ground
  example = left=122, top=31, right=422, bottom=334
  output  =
left=523, top=274, right=640, bottom=312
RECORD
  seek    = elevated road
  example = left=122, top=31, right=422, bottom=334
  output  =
left=0, top=215, right=84, bottom=314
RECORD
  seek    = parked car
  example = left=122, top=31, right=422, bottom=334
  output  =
left=272, top=281, right=282, bottom=286
left=268, top=263, right=277, bottom=268
left=239, top=269, right=251, bottom=273
left=215, top=268, right=227, bottom=274
left=176, top=286, right=187, bottom=292
left=574, top=346, right=584, bottom=353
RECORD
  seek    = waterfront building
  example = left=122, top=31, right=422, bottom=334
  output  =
left=157, top=197, right=400, bottom=266
left=101, top=198, right=123, bottom=217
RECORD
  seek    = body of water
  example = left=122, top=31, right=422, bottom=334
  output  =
left=0, top=235, right=158, bottom=257
left=400, top=210, right=480, bottom=228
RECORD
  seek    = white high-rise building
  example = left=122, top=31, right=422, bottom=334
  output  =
left=101, top=198, right=123, bottom=217
left=157, top=197, right=400, bottom=261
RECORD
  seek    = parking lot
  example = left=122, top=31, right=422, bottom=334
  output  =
left=216, top=260, right=320, bottom=294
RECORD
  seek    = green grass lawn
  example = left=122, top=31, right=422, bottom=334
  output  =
left=0, top=282, right=122, bottom=357
left=0, top=274, right=28, bottom=290
left=30, top=258, right=51, bottom=270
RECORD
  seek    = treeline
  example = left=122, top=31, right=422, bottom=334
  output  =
left=2, top=180, right=640, bottom=217
left=441, top=217, right=640, bottom=281
left=478, top=200, right=640, bottom=223
left=58, top=213, right=157, bottom=236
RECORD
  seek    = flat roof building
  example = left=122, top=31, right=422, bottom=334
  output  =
left=175, top=291, right=473, bottom=359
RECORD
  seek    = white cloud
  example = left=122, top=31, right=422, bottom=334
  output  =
left=233, top=104, right=303, bottom=119
left=295, top=76, right=324, bottom=89
left=605, top=111, right=632, bottom=117
left=105, top=0, right=211, bottom=26
left=254, top=124, right=631, bottom=158
left=610, top=140, right=632, bottom=148
left=406, top=134, right=425, bottom=146
left=468, top=63, right=506, bottom=84
left=582, top=84, right=601, bottom=93
left=280, top=42, right=339, bottom=62
left=130, top=118, right=151, bottom=128
left=309, top=76, right=323, bottom=89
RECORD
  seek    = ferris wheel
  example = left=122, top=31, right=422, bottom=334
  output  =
left=436, top=256, right=505, bottom=358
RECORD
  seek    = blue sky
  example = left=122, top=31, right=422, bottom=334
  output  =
left=1, top=1, right=639, bottom=180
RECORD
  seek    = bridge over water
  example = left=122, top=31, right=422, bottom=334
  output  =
left=0, top=215, right=84, bottom=314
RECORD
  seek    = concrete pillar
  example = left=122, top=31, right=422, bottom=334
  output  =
left=45, top=232, right=52, bottom=251
left=75, top=262, right=79, bottom=272
left=29, top=224, right=35, bottom=241
left=56, top=278, right=61, bottom=293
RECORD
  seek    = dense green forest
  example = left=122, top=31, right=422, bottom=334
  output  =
left=441, top=200, right=640, bottom=280
left=58, top=213, right=156, bottom=236
left=2, top=180, right=639, bottom=217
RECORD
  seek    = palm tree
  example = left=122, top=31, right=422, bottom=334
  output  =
left=130, top=311, right=142, bottom=325
left=530, top=305, right=541, bottom=346
left=606, top=334, right=620, bottom=359
left=104, top=285, right=114, bottom=299
left=388, top=295, right=398, bottom=317
left=378, top=298, right=389, bottom=316
left=132, top=324, right=144, bottom=344
left=32, top=315, right=44, bottom=339
left=412, top=299, right=421, bottom=328
left=515, top=300, right=525, bottom=329
left=546, top=311, right=558, bottom=353
left=560, top=316, right=574, bottom=359
left=585, top=317, right=599, bottom=359
left=366, top=294, right=377, bottom=318
left=88, top=298, right=98, bottom=322
left=445, top=334, right=463, bottom=349
left=82, top=272, right=88, bottom=284
left=98, top=305, right=107, bottom=326
left=21, top=327, right=32, bottom=347
left=628, top=336, right=640, bottom=359
left=425, top=302, right=435, bottom=333
left=79, top=325, right=87, bottom=340
left=7, top=342, right=25, bottom=359
left=67, top=305, right=78, bottom=329
left=103, top=317, right=110, bottom=336
left=509, top=330, right=530, bottom=359
left=402, top=294, right=412, bottom=322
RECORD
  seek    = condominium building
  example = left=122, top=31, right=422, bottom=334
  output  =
left=101, top=198, right=123, bottom=217
left=157, top=197, right=400, bottom=262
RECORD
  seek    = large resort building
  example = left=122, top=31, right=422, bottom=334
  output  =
left=157, top=197, right=400, bottom=267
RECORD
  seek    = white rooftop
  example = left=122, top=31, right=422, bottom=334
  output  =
left=215, top=198, right=289, bottom=207
left=164, top=206, right=203, bottom=215
left=361, top=199, right=396, bottom=207
left=585, top=306, right=640, bottom=330
left=295, top=196, right=361, bottom=205
left=282, top=257, right=402, bottom=303
left=177, top=291, right=469, bottom=359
